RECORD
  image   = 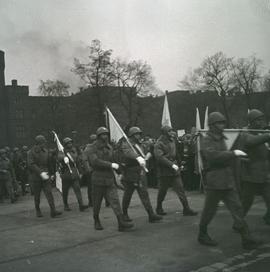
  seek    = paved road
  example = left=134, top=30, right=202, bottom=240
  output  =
left=0, top=188, right=270, bottom=272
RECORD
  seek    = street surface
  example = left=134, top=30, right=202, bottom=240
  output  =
left=1, top=188, right=270, bottom=272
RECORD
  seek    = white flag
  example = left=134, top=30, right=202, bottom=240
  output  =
left=161, top=93, right=172, bottom=127
left=195, top=108, right=203, bottom=174
left=204, top=106, right=209, bottom=130
left=106, top=107, right=125, bottom=143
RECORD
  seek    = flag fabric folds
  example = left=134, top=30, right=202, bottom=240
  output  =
left=161, top=93, right=172, bottom=127
left=204, top=106, right=209, bottom=130
left=195, top=108, right=203, bottom=175
left=105, top=107, right=125, bottom=144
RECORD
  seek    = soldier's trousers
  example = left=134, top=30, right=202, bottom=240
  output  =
left=200, top=189, right=248, bottom=231
left=122, top=176, right=154, bottom=216
left=157, top=175, right=189, bottom=210
left=241, top=182, right=270, bottom=217
left=33, top=179, right=56, bottom=212
left=92, top=184, right=122, bottom=219
left=62, top=177, right=83, bottom=207
left=0, top=178, right=15, bottom=202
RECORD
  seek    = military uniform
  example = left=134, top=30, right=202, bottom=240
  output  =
left=198, top=112, right=258, bottom=250
left=86, top=127, right=133, bottom=231
left=58, top=138, right=87, bottom=211
left=18, top=147, right=29, bottom=195
left=121, top=127, right=162, bottom=222
left=0, top=150, right=16, bottom=203
left=154, top=127, right=197, bottom=216
left=28, top=136, right=61, bottom=218
left=236, top=110, right=270, bottom=223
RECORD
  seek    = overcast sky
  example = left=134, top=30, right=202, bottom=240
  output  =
left=1, top=0, right=270, bottom=95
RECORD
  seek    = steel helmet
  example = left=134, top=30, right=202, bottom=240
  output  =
left=208, top=112, right=226, bottom=125
left=161, top=125, right=173, bottom=134
left=89, top=134, right=97, bottom=142
left=0, top=149, right=6, bottom=155
left=128, top=127, right=142, bottom=137
left=63, top=137, right=73, bottom=145
left=247, top=109, right=264, bottom=123
left=96, top=127, right=109, bottom=136
left=35, top=135, right=46, bottom=145
left=22, top=146, right=28, bottom=151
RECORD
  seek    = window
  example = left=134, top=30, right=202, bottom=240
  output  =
left=16, top=126, right=25, bottom=138
left=15, top=109, right=24, bottom=119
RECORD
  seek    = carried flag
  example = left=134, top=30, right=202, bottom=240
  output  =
left=204, top=106, right=209, bottom=130
left=195, top=108, right=203, bottom=175
left=161, top=92, right=172, bottom=127
left=105, top=107, right=124, bottom=144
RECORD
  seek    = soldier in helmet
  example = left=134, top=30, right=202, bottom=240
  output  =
left=5, top=146, right=19, bottom=196
left=198, top=112, right=260, bottom=250
left=154, top=125, right=197, bottom=216
left=19, top=146, right=29, bottom=195
left=0, top=148, right=16, bottom=203
left=27, top=135, right=62, bottom=218
left=85, top=127, right=134, bottom=231
left=58, top=137, right=88, bottom=212
left=120, top=127, right=162, bottom=223
left=84, top=133, right=109, bottom=207
left=235, top=109, right=270, bottom=225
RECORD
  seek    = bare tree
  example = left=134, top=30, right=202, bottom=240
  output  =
left=262, top=70, right=270, bottom=92
left=72, top=39, right=114, bottom=124
left=230, top=55, right=262, bottom=109
left=38, top=80, right=70, bottom=129
left=112, top=58, right=157, bottom=126
left=199, top=52, right=234, bottom=126
left=178, top=68, right=207, bottom=92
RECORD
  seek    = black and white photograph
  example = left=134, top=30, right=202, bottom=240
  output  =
left=0, top=0, right=270, bottom=271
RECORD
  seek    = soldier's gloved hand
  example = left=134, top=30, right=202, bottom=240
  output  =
left=233, top=150, right=247, bottom=157
left=64, top=156, right=69, bottom=164
left=145, top=152, right=152, bottom=160
left=172, top=164, right=179, bottom=171
left=40, top=172, right=49, bottom=180
left=111, top=163, right=120, bottom=170
left=136, top=156, right=146, bottom=167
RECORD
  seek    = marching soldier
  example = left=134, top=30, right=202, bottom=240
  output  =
left=198, top=112, right=259, bottom=250
left=121, top=127, right=162, bottom=223
left=58, top=137, right=88, bottom=212
left=85, top=127, right=134, bottom=231
left=236, top=109, right=270, bottom=225
left=0, top=148, right=16, bottom=203
left=18, top=146, right=29, bottom=195
left=28, top=135, right=62, bottom=218
left=154, top=125, right=197, bottom=216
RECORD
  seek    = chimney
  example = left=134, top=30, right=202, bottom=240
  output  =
left=0, top=50, right=5, bottom=88
left=12, top=79, right=18, bottom=86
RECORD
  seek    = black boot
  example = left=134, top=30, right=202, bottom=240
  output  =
left=79, top=204, right=88, bottom=212
left=242, top=237, right=261, bottom=250
left=64, top=205, right=72, bottom=211
left=149, top=213, right=163, bottom=223
left=263, top=214, right=270, bottom=225
left=198, top=226, right=218, bottom=246
left=117, top=215, right=134, bottom=232
left=240, top=227, right=262, bottom=250
left=50, top=210, right=62, bottom=218
left=183, top=207, right=198, bottom=216
left=36, top=209, right=43, bottom=218
left=156, top=203, right=167, bottom=215
left=122, top=214, right=133, bottom=222
left=94, top=217, right=104, bottom=230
